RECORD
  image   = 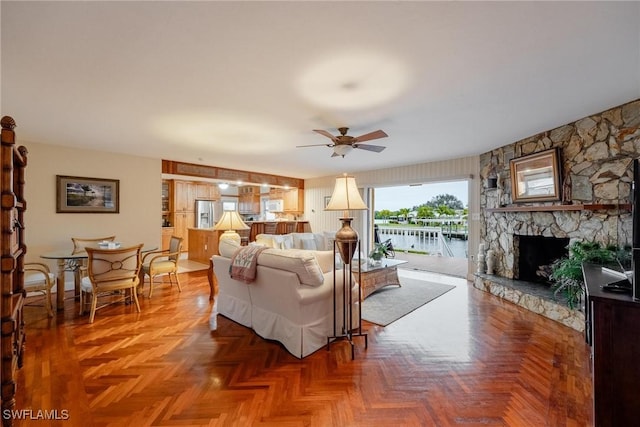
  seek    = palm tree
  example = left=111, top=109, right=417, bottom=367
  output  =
left=398, top=208, right=411, bottom=223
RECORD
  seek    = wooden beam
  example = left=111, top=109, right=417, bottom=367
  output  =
left=161, top=160, right=304, bottom=189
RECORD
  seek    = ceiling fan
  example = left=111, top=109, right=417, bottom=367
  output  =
left=297, top=127, right=388, bottom=157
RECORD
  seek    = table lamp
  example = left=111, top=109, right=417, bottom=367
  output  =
left=213, top=210, right=249, bottom=246
left=325, top=173, right=368, bottom=264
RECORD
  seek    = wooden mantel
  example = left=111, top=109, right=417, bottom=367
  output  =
left=485, top=203, right=631, bottom=213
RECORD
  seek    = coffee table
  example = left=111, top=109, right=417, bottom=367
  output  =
left=353, top=259, right=408, bottom=299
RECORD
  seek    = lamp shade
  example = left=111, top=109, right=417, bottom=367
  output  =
left=213, top=210, right=249, bottom=231
left=325, top=173, right=367, bottom=264
left=325, top=174, right=367, bottom=212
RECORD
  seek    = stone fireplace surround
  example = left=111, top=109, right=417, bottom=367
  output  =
left=474, top=99, right=640, bottom=332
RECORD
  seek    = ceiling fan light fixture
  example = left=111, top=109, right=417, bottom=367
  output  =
left=334, top=145, right=353, bottom=157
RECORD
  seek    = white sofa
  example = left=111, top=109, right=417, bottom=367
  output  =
left=209, top=237, right=359, bottom=358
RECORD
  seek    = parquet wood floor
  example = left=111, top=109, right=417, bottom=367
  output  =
left=13, top=269, right=592, bottom=426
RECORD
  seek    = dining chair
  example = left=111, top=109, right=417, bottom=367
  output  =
left=80, top=244, right=142, bottom=323
left=72, top=235, right=116, bottom=252
left=24, top=262, right=56, bottom=317
left=70, top=235, right=117, bottom=295
left=139, top=236, right=183, bottom=298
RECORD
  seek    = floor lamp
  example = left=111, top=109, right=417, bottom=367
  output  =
left=325, top=173, right=368, bottom=359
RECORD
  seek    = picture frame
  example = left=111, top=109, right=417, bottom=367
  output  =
left=56, top=175, right=120, bottom=213
left=510, top=148, right=561, bottom=203
left=324, top=196, right=332, bottom=208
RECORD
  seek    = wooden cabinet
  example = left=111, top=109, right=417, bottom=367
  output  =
left=173, top=212, right=194, bottom=250
left=161, top=180, right=172, bottom=213
left=269, top=187, right=303, bottom=213
left=188, top=228, right=221, bottom=263
left=196, top=182, right=219, bottom=200
left=283, top=188, right=304, bottom=213
left=239, top=186, right=260, bottom=214
left=296, top=221, right=311, bottom=233
left=269, top=188, right=283, bottom=199
left=161, top=227, right=175, bottom=251
left=583, top=263, right=640, bottom=427
left=1, top=116, right=27, bottom=426
left=174, top=180, right=194, bottom=212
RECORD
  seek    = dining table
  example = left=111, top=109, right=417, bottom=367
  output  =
left=40, top=242, right=158, bottom=311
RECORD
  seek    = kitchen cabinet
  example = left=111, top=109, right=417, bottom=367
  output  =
left=268, top=187, right=303, bottom=213
left=283, top=188, right=304, bottom=213
left=239, top=186, right=260, bottom=214
left=161, top=227, right=175, bottom=251
left=196, top=182, right=220, bottom=200
left=269, top=188, right=285, bottom=199
left=173, top=212, right=194, bottom=251
left=162, top=180, right=171, bottom=213
left=174, top=180, right=195, bottom=212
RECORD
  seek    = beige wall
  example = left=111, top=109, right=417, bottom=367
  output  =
left=303, top=155, right=480, bottom=280
left=24, top=142, right=161, bottom=272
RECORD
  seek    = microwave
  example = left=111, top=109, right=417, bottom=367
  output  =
left=267, top=199, right=284, bottom=212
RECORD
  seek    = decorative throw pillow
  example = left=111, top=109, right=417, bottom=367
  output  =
left=255, top=234, right=277, bottom=248
left=280, top=234, right=294, bottom=250
left=322, top=231, right=337, bottom=251
left=301, top=238, right=317, bottom=250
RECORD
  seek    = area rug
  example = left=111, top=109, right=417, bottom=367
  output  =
left=361, top=278, right=455, bottom=326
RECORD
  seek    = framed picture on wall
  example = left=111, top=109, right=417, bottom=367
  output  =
left=509, top=148, right=561, bottom=203
left=56, top=175, right=120, bottom=213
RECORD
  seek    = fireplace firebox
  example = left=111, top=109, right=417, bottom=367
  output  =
left=514, top=235, right=569, bottom=283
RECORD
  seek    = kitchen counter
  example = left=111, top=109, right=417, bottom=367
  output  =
left=188, top=228, right=223, bottom=264
left=245, top=221, right=310, bottom=241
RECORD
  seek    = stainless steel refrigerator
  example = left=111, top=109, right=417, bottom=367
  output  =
left=195, top=200, right=216, bottom=228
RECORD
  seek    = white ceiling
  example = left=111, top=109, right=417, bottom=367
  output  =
left=2, top=1, right=639, bottom=179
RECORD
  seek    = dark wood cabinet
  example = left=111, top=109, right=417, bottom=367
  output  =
left=583, top=263, right=640, bottom=427
left=1, top=116, right=27, bottom=427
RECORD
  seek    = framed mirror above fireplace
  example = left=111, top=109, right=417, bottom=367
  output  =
left=510, top=148, right=561, bottom=203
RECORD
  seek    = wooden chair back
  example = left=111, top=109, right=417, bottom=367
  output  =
left=85, top=244, right=142, bottom=291
left=167, top=236, right=183, bottom=262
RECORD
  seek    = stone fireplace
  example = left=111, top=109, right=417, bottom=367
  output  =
left=474, top=99, right=640, bottom=332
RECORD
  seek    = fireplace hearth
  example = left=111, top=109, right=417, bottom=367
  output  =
left=514, top=235, right=569, bottom=283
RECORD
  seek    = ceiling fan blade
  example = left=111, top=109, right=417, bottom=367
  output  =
left=354, top=144, right=386, bottom=153
left=331, top=152, right=341, bottom=157
left=296, top=143, right=334, bottom=148
left=353, top=130, right=388, bottom=143
left=313, top=129, right=337, bottom=141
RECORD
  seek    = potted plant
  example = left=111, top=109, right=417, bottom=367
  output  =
left=549, top=241, right=626, bottom=309
left=369, top=242, right=390, bottom=265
